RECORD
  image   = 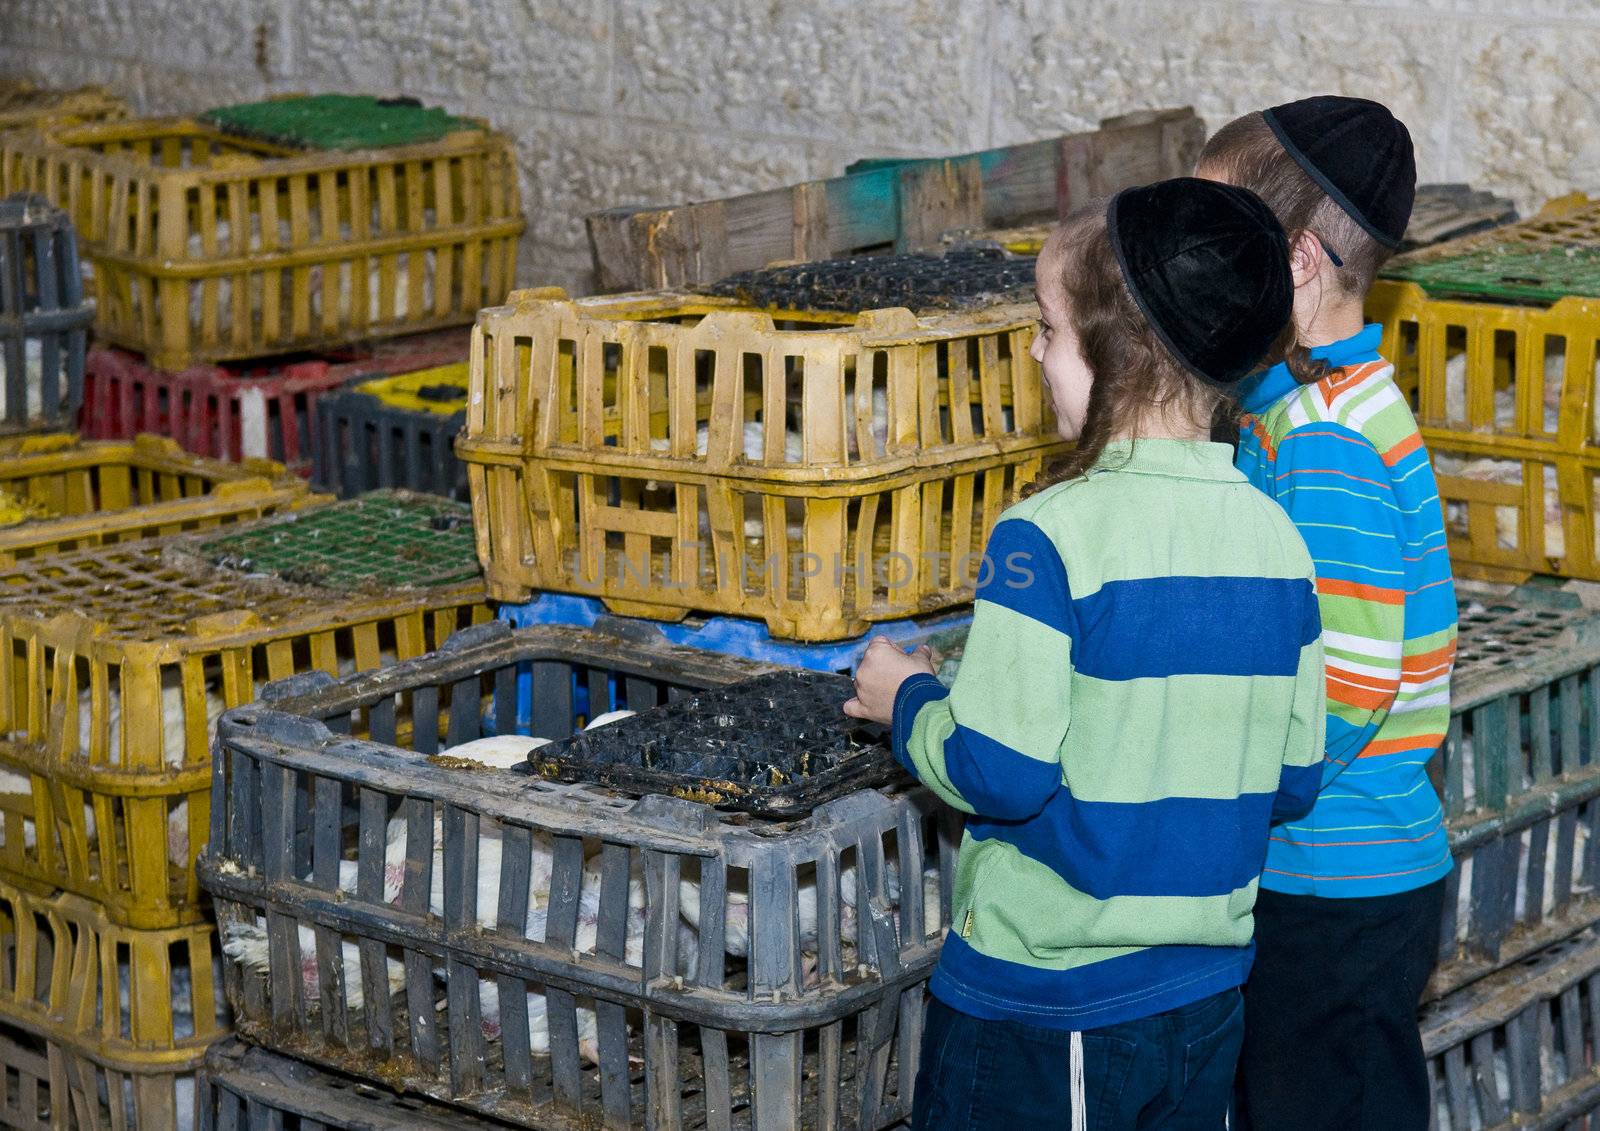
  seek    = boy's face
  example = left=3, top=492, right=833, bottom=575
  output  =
left=1029, top=236, right=1093, bottom=442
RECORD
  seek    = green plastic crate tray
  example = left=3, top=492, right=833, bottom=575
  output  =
left=198, top=94, right=475, bottom=151
left=1383, top=245, right=1600, bottom=305
left=194, top=490, right=479, bottom=591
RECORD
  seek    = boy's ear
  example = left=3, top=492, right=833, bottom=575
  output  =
left=1289, top=231, right=1322, bottom=289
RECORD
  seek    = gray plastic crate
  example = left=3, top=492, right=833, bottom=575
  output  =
left=201, top=1039, right=511, bottom=1131
left=1424, top=926, right=1600, bottom=1131
left=1433, top=586, right=1600, bottom=999
left=0, top=193, right=89, bottom=434
left=312, top=377, right=468, bottom=502
left=198, top=621, right=958, bottom=1131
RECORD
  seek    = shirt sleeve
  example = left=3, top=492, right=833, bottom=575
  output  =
left=1271, top=584, right=1327, bottom=823
left=1271, top=422, right=1407, bottom=786
left=889, top=518, right=1072, bottom=820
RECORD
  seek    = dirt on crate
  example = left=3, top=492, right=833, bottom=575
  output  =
left=191, top=490, right=480, bottom=593
left=703, top=247, right=1036, bottom=313
left=530, top=670, right=899, bottom=817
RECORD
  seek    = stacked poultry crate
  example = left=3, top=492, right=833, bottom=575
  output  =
left=0, top=192, right=92, bottom=435
left=311, top=360, right=472, bottom=501
left=1369, top=194, right=1600, bottom=582
left=1413, top=585, right=1600, bottom=1128
left=0, top=431, right=319, bottom=566
left=0, top=93, right=512, bottom=471
left=199, top=618, right=952, bottom=1130
left=457, top=285, right=1061, bottom=647
left=0, top=493, right=490, bottom=1127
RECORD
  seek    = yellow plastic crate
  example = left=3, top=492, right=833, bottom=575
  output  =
left=0, top=432, right=323, bottom=567
left=0, top=488, right=52, bottom=529
left=1369, top=279, right=1600, bottom=582
left=458, top=288, right=1064, bottom=641
left=0, top=80, right=128, bottom=132
left=0, top=876, right=223, bottom=1131
left=0, top=116, right=524, bottom=371
left=0, top=522, right=488, bottom=931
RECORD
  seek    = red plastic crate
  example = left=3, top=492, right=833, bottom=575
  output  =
left=80, top=329, right=469, bottom=474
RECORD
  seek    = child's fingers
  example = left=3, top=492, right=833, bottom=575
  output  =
left=842, top=696, right=868, bottom=718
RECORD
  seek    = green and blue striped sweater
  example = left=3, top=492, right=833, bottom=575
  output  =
left=893, top=439, right=1327, bottom=1029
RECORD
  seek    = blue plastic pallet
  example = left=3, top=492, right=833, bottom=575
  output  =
left=496, top=593, right=974, bottom=673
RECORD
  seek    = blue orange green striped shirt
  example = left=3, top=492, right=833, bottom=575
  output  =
left=1235, top=323, right=1456, bottom=897
left=892, top=438, right=1326, bottom=1029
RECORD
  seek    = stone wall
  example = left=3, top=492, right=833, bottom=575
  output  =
left=4, top=0, right=1598, bottom=293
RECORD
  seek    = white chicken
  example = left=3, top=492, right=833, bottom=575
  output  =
left=677, top=856, right=944, bottom=961
left=437, top=733, right=552, bottom=769
left=473, top=847, right=650, bottom=1065
left=220, top=916, right=408, bottom=1015
left=1, top=339, right=45, bottom=423
left=77, top=670, right=228, bottom=767
left=184, top=216, right=436, bottom=332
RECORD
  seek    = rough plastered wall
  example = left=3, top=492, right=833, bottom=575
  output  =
left=3, top=0, right=1599, bottom=293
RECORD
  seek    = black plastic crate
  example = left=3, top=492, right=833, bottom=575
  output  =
left=200, top=1040, right=513, bottom=1130
left=0, top=193, right=89, bottom=434
left=200, top=620, right=956, bottom=1131
left=529, top=670, right=896, bottom=817
left=1424, top=927, right=1600, bottom=1130
left=312, top=364, right=469, bottom=502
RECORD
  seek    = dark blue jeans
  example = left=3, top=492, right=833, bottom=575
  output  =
left=912, top=987, right=1244, bottom=1130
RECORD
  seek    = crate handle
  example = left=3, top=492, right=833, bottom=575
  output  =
left=439, top=620, right=513, bottom=652
left=229, top=709, right=335, bottom=749
left=259, top=670, right=339, bottom=701
left=131, top=434, right=184, bottom=457
left=186, top=609, right=263, bottom=634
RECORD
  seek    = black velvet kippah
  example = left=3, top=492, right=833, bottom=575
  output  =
left=1262, top=95, right=1416, bottom=249
left=1108, top=178, right=1293, bottom=389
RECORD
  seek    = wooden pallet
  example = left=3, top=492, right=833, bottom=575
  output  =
left=585, top=108, right=1204, bottom=292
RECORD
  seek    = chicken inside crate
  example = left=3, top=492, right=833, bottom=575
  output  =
left=0, top=493, right=488, bottom=930
left=1371, top=197, right=1600, bottom=580
left=0, top=875, right=228, bottom=1131
left=200, top=620, right=959, bottom=1130
left=0, top=97, right=523, bottom=371
left=462, top=288, right=1064, bottom=640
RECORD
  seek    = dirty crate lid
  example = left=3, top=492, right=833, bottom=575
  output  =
left=1381, top=244, right=1600, bottom=305
left=192, top=491, right=480, bottom=591
left=198, top=94, right=478, bottom=151
left=703, top=247, right=1036, bottom=313
left=350, top=362, right=470, bottom=416
left=528, top=670, right=898, bottom=818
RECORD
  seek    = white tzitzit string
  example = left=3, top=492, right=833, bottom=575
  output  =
left=1070, top=1029, right=1087, bottom=1131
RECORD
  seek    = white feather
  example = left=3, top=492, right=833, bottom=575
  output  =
left=220, top=916, right=406, bottom=1013
left=441, top=734, right=553, bottom=769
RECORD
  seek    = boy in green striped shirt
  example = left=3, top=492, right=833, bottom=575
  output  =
left=848, top=179, right=1327, bottom=1128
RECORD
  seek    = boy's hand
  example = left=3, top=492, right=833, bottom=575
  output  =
left=844, top=637, right=937, bottom=725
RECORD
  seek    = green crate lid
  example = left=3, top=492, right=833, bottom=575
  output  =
left=199, top=94, right=477, bottom=151
left=196, top=492, right=480, bottom=592
left=1383, top=245, right=1600, bottom=304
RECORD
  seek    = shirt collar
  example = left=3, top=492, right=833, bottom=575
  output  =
left=1091, top=438, right=1243, bottom=481
left=1236, top=322, right=1385, bottom=414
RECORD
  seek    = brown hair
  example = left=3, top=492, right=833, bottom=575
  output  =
left=1197, top=111, right=1395, bottom=296
left=1022, top=206, right=1310, bottom=497
left=1196, top=111, right=1389, bottom=387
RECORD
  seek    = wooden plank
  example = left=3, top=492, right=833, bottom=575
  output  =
left=586, top=108, right=1201, bottom=291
